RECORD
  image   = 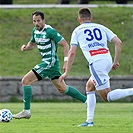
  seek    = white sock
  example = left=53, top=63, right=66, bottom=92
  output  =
left=86, top=91, right=96, bottom=122
left=107, top=88, right=133, bottom=101
left=24, top=109, right=30, bottom=114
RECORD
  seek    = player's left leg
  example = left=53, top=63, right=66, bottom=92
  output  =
left=98, top=87, right=133, bottom=102
left=50, top=63, right=87, bottom=103
left=96, top=76, right=133, bottom=102
left=51, top=78, right=87, bottom=103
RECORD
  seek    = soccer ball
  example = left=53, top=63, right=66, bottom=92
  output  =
left=0, top=109, right=12, bottom=122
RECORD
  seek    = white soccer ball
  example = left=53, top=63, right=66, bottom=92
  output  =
left=0, top=109, right=12, bottom=122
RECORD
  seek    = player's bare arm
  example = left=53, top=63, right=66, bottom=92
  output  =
left=21, top=42, right=36, bottom=51
left=59, top=45, right=77, bottom=82
left=58, top=39, right=69, bottom=72
left=111, top=36, right=122, bottom=70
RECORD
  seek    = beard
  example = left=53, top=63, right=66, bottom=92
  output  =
left=36, top=25, right=43, bottom=31
left=36, top=26, right=41, bottom=31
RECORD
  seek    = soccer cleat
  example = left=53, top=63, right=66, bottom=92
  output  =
left=78, top=122, right=94, bottom=127
left=12, top=110, right=31, bottom=119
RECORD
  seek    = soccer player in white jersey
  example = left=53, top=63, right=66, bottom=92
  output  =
left=59, top=7, right=133, bottom=127
left=13, top=11, right=87, bottom=119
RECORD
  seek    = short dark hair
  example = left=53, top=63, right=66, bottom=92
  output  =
left=78, top=8, right=92, bottom=20
left=32, top=11, right=44, bottom=20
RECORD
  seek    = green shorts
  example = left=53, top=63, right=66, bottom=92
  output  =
left=32, top=61, right=62, bottom=80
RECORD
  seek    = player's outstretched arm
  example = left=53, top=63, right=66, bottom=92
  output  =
left=58, top=39, right=69, bottom=72
left=59, top=45, right=77, bottom=82
left=21, top=42, right=36, bottom=51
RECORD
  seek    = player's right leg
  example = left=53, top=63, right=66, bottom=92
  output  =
left=78, top=78, right=96, bottom=127
left=79, top=59, right=112, bottom=127
left=13, top=70, right=38, bottom=119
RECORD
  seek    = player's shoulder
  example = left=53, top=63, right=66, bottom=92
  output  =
left=74, top=22, right=106, bottom=30
left=44, top=24, right=54, bottom=31
left=91, top=23, right=106, bottom=28
left=44, top=24, right=53, bottom=29
left=32, top=27, right=36, bottom=31
left=91, top=23, right=112, bottom=33
left=44, top=24, right=57, bottom=33
left=31, top=27, right=37, bottom=34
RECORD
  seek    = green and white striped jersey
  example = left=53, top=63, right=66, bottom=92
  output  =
left=30, top=24, right=64, bottom=67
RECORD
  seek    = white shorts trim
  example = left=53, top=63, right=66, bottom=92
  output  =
left=96, top=80, right=110, bottom=90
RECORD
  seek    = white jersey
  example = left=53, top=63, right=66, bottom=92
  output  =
left=70, top=22, right=116, bottom=64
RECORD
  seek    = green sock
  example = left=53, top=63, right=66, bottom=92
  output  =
left=64, top=86, right=87, bottom=103
left=23, top=86, right=32, bottom=110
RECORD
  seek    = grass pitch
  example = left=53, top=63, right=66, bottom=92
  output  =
left=0, top=7, right=133, bottom=76
left=0, top=102, right=133, bottom=133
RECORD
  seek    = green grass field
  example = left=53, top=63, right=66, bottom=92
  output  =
left=0, top=7, right=133, bottom=76
left=0, top=102, right=133, bottom=133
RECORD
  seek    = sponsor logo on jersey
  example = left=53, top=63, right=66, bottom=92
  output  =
left=90, top=48, right=108, bottom=56
left=37, top=44, right=51, bottom=50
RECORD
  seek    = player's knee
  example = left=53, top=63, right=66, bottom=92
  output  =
left=102, top=96, right=108, bottom=102
left=86, top=80, right=95, bottom=92
left=104, top=99, right=108, bottom=102
left=21, top=78, right=30, bottom=86
left=58, top=89, right=65, bottom=93
left=57, top=87, right=65, bottom=94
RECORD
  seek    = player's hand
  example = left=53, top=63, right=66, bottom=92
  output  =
left=21, top=45, right=27, bottom=51
left=59, top=72, right=68, bottom=82
left=63, top=61, right=67, bottom=72
left=112, top=62, right=120, bottom=70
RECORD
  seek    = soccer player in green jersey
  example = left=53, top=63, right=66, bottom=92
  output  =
left=12, top=11, right=87, bottom=119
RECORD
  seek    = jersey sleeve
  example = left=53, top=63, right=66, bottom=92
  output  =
left=30, top=28, right=36, bottom=42
left=47, top=28, right=64, bottom=43
left=104, top=26, right=116, bottom=42
left=70, top=29, right=79, bottom=46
